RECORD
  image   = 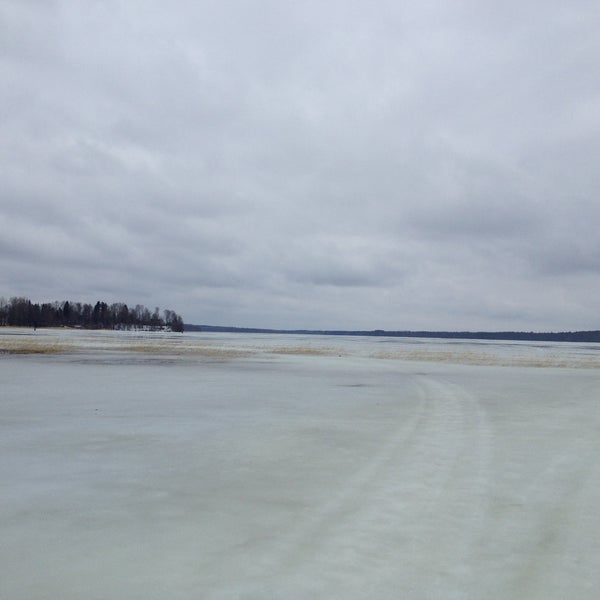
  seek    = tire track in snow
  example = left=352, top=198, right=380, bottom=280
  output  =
left=490, top=383, right=600, bottom=598
left=214, top=373, right=493, bottom=599
left=403, top=377, right=493, bottom=598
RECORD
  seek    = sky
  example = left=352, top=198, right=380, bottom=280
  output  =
left=2, top=0, right=600, bottom=331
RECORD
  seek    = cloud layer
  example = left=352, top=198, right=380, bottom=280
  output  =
left=2, top=0, right=600, bottom=330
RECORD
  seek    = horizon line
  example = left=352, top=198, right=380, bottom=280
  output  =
left=183, top=324, right=600, bottom=342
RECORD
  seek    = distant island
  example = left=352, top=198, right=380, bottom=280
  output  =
left=185, top=324, right=600, bottom=343
left=0, top=296, right=184, bottom=332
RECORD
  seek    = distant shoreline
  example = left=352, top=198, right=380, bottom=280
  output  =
left=185, top=324, right=600, bottom=343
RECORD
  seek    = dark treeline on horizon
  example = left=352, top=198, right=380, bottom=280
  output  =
left=0, top=296, right=184, bottom=332
left=186, top=324, right=600, bottom=343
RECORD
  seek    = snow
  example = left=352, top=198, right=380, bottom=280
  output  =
left=2, top=329, right=600, bottom=598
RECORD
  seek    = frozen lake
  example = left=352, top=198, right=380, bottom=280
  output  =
left=2, top=329, right=600, bottom=598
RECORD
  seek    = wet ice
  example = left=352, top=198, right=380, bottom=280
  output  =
left=2, top=330, right=600, bottom=599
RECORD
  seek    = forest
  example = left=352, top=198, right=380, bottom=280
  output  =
left=189, top=324, right=600, bottom=343
left=0, top=296, right=184, bottom=332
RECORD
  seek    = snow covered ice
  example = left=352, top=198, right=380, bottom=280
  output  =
left=2, top=329, right=600, bottom=599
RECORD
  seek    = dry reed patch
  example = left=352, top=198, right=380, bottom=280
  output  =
left=371, top=350, right=491, bottom=364
left=0, top=339, right=69, bottom=354
left=371, top=350, right=600, bottom=369
left=507, top=357, right=600, bottom=369
left=188, top=348, right=252, bottom=359
left=270, top=346, right=347, bottom=356
left=120, top=344, right=251, bottom=359
left=120, top=343, right=177, bottom=353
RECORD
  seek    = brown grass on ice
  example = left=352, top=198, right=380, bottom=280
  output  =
left=120, top=344, right=251, bottom=358
left=0, top=340, right=69, bottom=354
left=270, top=346, right=347, bottom=356
left=370, top=350, right=600, bottom=368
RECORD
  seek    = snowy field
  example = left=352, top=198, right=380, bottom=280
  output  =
left=2, top=328, right=600, bottom=599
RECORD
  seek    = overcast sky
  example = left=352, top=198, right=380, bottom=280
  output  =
left=2, top=0, right=600, bottom=330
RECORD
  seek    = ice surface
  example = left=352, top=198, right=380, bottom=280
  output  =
left=2, top=329, right=600, bottom=598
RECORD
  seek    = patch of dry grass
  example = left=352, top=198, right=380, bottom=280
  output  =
left=120, top=344, right=251, bottom=358
left=270, top=346, right=347, bottom=356
left=0, top=340, right=69, bottom=354
left=371, top=350, right=600, bottom=368
left=120, top=344, right=176, bottom=353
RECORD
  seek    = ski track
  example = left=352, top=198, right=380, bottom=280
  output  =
left=210, top=374, right=494, bottom=599
left=486, top=379, right=600, bottom=599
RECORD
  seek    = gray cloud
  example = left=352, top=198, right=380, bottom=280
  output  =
left=1, top=0, right=600, bottom=330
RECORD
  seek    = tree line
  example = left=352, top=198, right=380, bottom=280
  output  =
left=0, top=296, right=184, bottom=332
left=189, top=324, right=600, bottom=343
